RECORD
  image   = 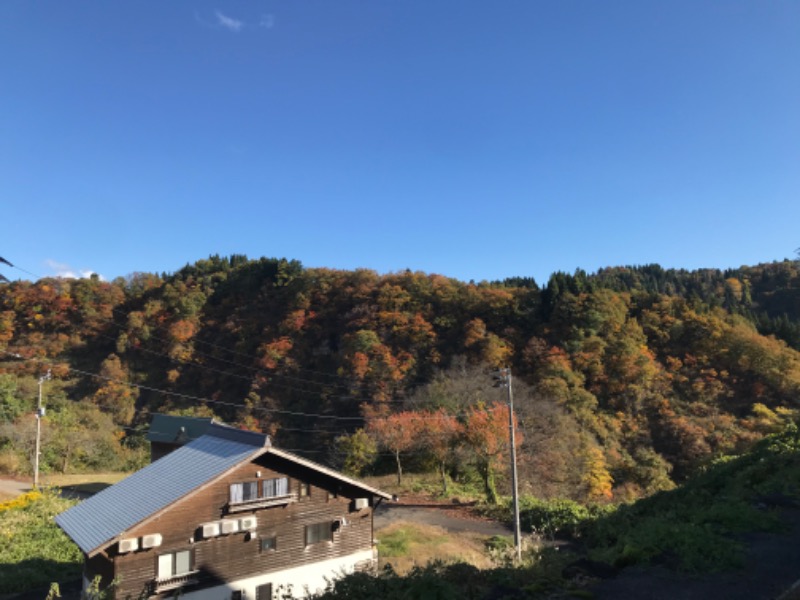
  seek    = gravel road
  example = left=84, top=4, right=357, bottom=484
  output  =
left=374, top=499, right=513, bottom=537
left=0, top=478, right=31, bottom=498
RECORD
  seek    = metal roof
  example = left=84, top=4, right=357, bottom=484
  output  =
left=56, top=424, right=268, bottom=555
left=55, top=423, right=391, bottom=556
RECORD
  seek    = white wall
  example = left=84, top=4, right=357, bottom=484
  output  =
left=175, top=549, right=376, bottom=600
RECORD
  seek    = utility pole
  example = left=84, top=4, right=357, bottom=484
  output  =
left=494, top=367, right=522, bottom=562
left=34, top=369, right=51, bottom=489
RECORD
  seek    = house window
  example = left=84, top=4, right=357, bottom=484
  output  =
left=299, top=481, right=309, bottom=498
left=305, top=521, right=333, bottom=546
left=231, top=592, right=244, bottom=600
left=256, top=583, right=273, bottom=600
left=230, top=481, right=259, bottom=504
left=157, top=550, right=193, bottom=580
left=263, top=477, right=288, bottom=498
left=260, top=535, right=277, bottom=552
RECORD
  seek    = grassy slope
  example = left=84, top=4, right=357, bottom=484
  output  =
left=584, top=425, right=800, bottom=572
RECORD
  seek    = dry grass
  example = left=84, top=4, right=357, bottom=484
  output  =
left=376, top=522, right=495, bottom=574
left=40, top=472, right=129, bottom=494
left=361, top=472, right=482, bottom=503
left=40, top=472, right=128, bottom=486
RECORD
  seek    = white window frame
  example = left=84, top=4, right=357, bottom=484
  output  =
left=263, top=477, right=288, bottom=498
left=230, top=481, right=259, bottom=504
left=157, top=549, right=193, bottom=579
left=305, top=521, right=333, bottom=546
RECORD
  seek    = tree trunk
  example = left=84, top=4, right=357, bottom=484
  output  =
left=439, top=461, right=448, bottom=495
left=61, top=450, right=69, bottom=474
left=479, top=460, right=498, bottom=504
left=395, top=449, right=403, bottom=485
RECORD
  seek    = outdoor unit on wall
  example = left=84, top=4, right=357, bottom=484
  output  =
left=141, top=533, right=163, bottom=549
left=201, top=522, right=221, bottom=538
left=354, top=498, right=369, bottom=510
left=220, top=519, right=240, bottom=534
left=118, top=538, right=139, bottom=553
left=239, top=516, right=258, bottom=531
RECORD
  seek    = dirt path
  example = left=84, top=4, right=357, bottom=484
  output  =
left=0, top=477, right=93, bottom=501
left=375, top=500, right=513, bottom=537
left=0, top=478, right=31, bottom=498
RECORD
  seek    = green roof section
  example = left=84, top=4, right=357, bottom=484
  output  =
left=146, top=414, right=216, bottom=445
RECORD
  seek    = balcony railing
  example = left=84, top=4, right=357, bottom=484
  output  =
left=154, top=570, right=200, bottom=593
left=227, top=492, right=297, bottom=513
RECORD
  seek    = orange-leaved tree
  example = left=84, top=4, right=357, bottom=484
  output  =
left=463, top=401, right=522, bottom=504
left=417, top=408, right=462, bottom=494
left=367, top=411, right=423, bottom=485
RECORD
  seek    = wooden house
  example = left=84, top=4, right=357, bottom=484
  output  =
left=56, top=423, right=391, bottom=599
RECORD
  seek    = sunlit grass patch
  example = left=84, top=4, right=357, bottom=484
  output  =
left=41, top=472, right=128, bottom=488
left=376, top=522, right=494, bottom=573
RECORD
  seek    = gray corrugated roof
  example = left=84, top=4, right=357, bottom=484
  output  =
left=56, top=424, right=268, bottom=555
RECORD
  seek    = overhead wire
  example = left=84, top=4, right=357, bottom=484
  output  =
left=4, top=258, right=367, bottom=387
left=2, top=259, right=410, bottom=404
left=1, top=350, right=492, bottom=428
left=0, top=261, right=506, bottom=431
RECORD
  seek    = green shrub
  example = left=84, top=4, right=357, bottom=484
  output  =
left=583, top=425, right=799, bottom=572
left=0, top=488, right=82, bottom=593
left=484, top=495, right=613, bottom=538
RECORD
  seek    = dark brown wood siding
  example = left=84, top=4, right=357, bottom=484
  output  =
left=149, top=442, right=179, bottom=463
left=112, top=455, right=377, bottom=599
left=84, top=553, right=114, bottom=590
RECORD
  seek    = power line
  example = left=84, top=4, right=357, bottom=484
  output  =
left=2, top=351, right=364, bottom=422
left=88, top=328, right=407, bottom=409
left=1, top=258, right=409, bottom=400
left=1, top=351, right=496, bottom=430
left=3, top=258, right=363, bottom=387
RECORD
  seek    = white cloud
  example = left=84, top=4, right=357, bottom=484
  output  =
left=45, top=260, right=104, bottom=281
left=216, top=11, right=243, bottom=32
left=195, top=10, right=273, bottom=32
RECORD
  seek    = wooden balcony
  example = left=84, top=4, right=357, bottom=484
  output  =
left=154, top=570, right=200, bottom=593
left=227, top=493, right=297, bottom=513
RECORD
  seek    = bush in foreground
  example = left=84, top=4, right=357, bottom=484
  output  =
left=0, top=488, right=82, bottom=594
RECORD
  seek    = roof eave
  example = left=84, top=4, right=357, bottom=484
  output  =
left=265, top=447, right=392, bottom=500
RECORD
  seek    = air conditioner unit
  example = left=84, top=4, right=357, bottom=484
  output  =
left=239, top=516, right=257, bottom=531
left=220, top=519, right=240, bottom=534
left=354, top=498, right=369, bottom=510
left=141, top=533, right=163, bottom=549
left=201, top=522, right=221, bottom=538
left=118, top=538, right=139, bottom=553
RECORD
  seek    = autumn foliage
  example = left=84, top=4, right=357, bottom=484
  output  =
left=0, top=256, right=799, bottom=504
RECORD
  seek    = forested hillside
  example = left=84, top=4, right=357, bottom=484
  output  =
left=1, top=255, right=799, bottom=503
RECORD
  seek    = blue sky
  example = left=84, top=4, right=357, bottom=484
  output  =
left=2, top=1, right=798, bottom=285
